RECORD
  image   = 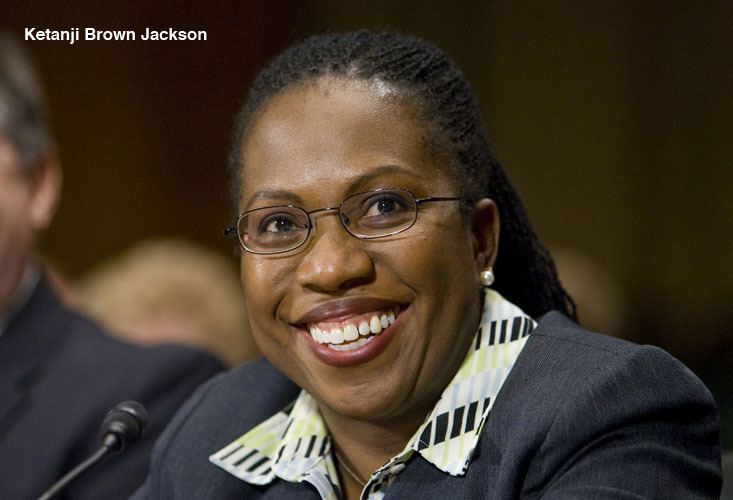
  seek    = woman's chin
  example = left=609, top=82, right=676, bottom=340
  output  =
left=316, top=384, right=414, bottom=424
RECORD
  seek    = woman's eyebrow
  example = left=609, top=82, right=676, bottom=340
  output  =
left=347, top=164, right=420, bottom=190
left=245, top=189, right=303, bottom=209
left=244, top=165, right=419, bottom=209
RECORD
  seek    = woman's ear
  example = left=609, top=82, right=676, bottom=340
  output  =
left=471, top=198, right=499, bottom=272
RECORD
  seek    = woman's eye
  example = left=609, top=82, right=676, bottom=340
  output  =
left=260, top=215, right=297, bottom=234
left=365, top=196, right=405, bottom=217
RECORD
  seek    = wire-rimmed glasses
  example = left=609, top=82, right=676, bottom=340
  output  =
left=224, top=188, right=466, bottom=255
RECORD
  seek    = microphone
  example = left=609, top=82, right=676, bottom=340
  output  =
left=37, top=401, right=148, bottom=500
left=99, top=401, right=148, bottom=452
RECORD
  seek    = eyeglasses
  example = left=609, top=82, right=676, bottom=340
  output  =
left=224, top=188, right=466, bottom=255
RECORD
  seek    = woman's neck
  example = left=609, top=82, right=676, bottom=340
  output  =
left=319, top=399, right=434, bottom=488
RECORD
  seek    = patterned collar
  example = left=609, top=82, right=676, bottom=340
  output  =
left=210, top=289, right=535, bottom=499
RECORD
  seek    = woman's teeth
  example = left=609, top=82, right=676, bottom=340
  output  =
left=328, top=336, right=374, bottom=351
left=308, top=309, right=397, bottom=350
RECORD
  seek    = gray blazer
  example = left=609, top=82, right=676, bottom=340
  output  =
left=133, top=312, right=721, bottom=499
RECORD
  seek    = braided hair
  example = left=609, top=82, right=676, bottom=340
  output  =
left=229, top=31, right=576, bottom=320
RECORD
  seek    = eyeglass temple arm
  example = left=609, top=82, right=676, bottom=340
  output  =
left=416, top=196, right=466, bottom=204
left=223, top=226, right=237, bottom=238
left=416, top=196, right=473, bottom=213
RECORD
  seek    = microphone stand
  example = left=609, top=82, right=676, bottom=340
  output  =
left=36, top=401, right=147, bottom=500
left=37, top=435, right=119, bottom=500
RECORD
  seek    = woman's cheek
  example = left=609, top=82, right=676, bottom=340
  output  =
left=241, top=257, right=282, bottom=304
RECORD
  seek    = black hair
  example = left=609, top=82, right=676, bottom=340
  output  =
left=229, top=31, right=575, bottom=320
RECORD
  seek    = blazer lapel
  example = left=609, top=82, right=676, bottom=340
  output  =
left=0, top=278, right=69, bottom=435
left=0, top=375, right=25, bottom=434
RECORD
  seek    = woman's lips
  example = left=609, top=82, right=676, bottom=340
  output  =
left=293, top=299, right=408, bottom=367
left=295, top=297, right=405, bottom=325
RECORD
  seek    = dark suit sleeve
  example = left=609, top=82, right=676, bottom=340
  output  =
left=62, top=349, right=223, bottom=500
left=534, top=345, right=721, bottom=499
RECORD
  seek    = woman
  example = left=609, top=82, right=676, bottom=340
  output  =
left=134, top=32, right=720, bottom=499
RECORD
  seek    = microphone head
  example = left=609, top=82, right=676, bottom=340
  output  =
left=100, top=401, right=148, bottom=452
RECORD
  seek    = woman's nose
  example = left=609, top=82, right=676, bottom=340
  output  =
left=295, top=215, right=374, bottom=293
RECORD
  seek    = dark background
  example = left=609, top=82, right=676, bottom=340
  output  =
left=2, top=3, right=731, bottom=446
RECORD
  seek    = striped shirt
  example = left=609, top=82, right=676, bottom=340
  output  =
left=210, top=289, right=535, bottom=499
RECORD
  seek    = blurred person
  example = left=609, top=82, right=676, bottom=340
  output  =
left=76, top=238, right=260, bottom=367
left=0, top=33, right=223, bottom=499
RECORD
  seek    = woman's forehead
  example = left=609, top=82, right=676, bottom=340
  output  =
left=243, top=78, right=414, bottom=153
left=237, top=79, right=453, bottom=205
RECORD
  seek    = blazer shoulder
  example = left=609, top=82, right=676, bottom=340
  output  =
left=136, top=359, right=300, bottom=498
left=529, top=311, right=639, bottom=354
left=515, top=311, right=713, bottom=402
left=158, top=358, right=299, bottom=443
left=484, top=312, right=721, bottom=498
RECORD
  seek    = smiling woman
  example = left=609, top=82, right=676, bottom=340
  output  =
left=133, top=32, right=721, bottom=499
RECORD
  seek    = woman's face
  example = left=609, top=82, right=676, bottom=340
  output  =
left=238, top=78, right=497, bottom=425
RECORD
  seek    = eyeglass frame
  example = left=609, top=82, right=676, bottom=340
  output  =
left=224, top=188, right=470, bottom=255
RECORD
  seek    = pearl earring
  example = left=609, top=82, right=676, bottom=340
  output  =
left=480, top=268, right=494, bottom=287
